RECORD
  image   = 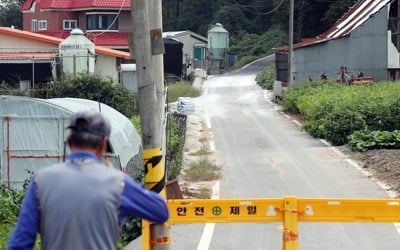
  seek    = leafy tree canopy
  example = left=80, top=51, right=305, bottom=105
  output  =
left=0, top=0, right=24, bottom=28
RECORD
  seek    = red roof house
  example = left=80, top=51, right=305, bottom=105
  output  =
left=20, top=0, right=132, bottom=49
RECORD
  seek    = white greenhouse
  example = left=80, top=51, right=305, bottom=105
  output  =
left=0, top=95, right=142, bottom=188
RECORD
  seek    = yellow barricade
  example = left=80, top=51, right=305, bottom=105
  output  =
left=167, top=197, right=400, bottom=250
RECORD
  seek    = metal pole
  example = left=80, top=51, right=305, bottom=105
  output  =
left=32, top=59, right=35, bottom=94
left=130, top=0, right=169, bottom=249
left=73, top=55, right=77, bottom=77
left=288, top=0, right=294, bottom=88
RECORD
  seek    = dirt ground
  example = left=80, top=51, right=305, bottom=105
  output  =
left=179, top=114, right=218, bottom=199
left=354, top=149, right=400, bottom=196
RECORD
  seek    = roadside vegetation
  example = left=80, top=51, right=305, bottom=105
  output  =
left=184, top=144, right=221, bottom=181
left=231, top=29, right=287, bottom=68
left=256, top=65, right=276, bottom=90
left=281, top=82, right=400, bottom=148
left=167, top=81, right=201, bottom=103
left=0, top=180, right=41, bottom=249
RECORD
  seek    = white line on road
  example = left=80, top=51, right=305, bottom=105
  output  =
left=345, top=159, right=371, bottom=177
left=209, top=141, right=216, bottom=151
left=376, top=181, right=391, bottom=190
left=264, top=90, right=272, bottom=104
left=197, top=181, right=220, bottom=250
left=331, top=147, right=346, bottom=158
left=205, top=114, right=212, bottom=129
left=292, top=120, right=302, bottom=127
left=319, top=139, right=331, bottom=147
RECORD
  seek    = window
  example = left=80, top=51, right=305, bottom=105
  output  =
left=31, top=19, right=37, bottom=32
left=38, top=20, right=47, bottom=30
left=63, top=20, right=77, bottom=30
left=86, top=13, right=118, bottom=31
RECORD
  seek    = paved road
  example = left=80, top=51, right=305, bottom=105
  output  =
left=129, top=56, right=400, bottom=249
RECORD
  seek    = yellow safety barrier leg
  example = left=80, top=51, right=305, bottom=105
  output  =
left=142, top=220, right=151, bottom=250
left=142, top=148, right=170, bottom=250
left=282, top=197, right=299, bottom=250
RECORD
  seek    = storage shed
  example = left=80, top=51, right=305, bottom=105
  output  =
left=0, top=95, right=142, bottom=188
left=276, top=0, right=399, bottom=83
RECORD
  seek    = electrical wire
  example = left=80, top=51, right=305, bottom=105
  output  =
left=258, top=0, right=286, bottom=15
left=90, top=0, right=128, bottom=37
left=222, top=0, right=287, bottom=15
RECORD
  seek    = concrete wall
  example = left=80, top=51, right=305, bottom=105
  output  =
left=95, top=54, right=119, bottom=82
left=293, top=5, right=389, bottom=83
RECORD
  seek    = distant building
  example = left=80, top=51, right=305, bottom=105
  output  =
left=277, top=0, right=399, bottom=83
left=18, top=1, right=213, bottom=78
left=19, top=0, right=131, bottom=50
left=0, top=27, right=130, bottom=84
left=207, top=23, right=229, bottom=73
left=163, top=31, right=208, bottom=73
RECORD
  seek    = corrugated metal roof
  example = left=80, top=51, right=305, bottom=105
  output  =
left=324, top=0, right=391, bottom=39
left=277, top=0, right=391, bottom=51
left=163, top=30, right=208, bottom=43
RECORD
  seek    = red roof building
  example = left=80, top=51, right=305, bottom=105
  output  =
left=20, top=0, right=132, bottom=49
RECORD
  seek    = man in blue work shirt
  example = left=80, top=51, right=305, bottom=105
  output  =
left=8, top=111, right=169, bottom=250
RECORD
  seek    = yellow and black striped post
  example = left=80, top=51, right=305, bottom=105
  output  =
left=142, top=148, right=169, bottom=250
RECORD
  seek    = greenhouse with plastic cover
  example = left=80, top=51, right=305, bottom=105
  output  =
left=0, top=95, right=142, bottom=188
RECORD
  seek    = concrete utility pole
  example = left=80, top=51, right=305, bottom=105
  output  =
left=288, top=0, right=294, bottom=88
left=130, top=0, right=170, bottom=250
left=148, top=1, right=169, bottom=250
left=149, top=0, right=166, bottom=138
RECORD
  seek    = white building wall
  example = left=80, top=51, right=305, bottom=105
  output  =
left=175, top=33, right=207, bottom=64
left=95, top=54, right=119, bottom=82
left=0, top=34, right=56, bottom=50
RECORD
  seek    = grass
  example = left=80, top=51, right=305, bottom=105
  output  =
left=188, top=145, right=211, bottom=156
left=184, top=156, right=221, bottom=181
left=167, top=81, right=201, bottom=103
left=194, top=188, right=211, bottom=199
left=198, top=137, right=208, bottom=143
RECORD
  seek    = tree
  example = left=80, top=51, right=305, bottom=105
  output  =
left=49, top=74, right=137, bottom=118
left=0, top=0, right=24, bottom=28
left=322, top=0, right=358, bottom=27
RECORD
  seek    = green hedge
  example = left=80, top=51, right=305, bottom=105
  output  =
left=281, top=82, right=400, bottom=145
left=255, top=65, right=275, bottom=90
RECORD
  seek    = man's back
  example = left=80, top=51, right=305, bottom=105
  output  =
left=8, top=111, right=169, bottom=250
left=36, top=160, right=123, bottom=250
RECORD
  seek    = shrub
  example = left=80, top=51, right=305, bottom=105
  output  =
left=167, top=82, right=200, bottom=103
left=256, top=65, right=276, bottom=90
left=282, top=81, right=400, bottom=145
left=348, top=130, right=400, bottom=152
left=167, top=114, right=186, bottom=180
left=0, top=179, right=41, bottom=249
left=48, top=74, right=137, bottom=117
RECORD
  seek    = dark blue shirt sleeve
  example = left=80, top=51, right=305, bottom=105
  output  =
left=8, top=180, right=40, bottom=250
left=120, top=175, right=169, bottom=224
